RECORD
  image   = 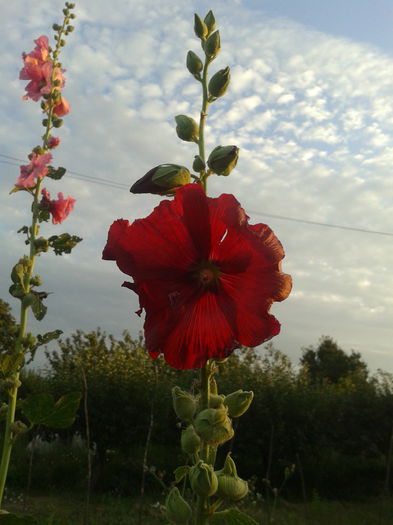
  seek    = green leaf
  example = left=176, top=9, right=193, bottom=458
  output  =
left=209, top=509, right=259, bottom=525
left=47, top=166, right=66, bottom=180
left=36, top=330, right=63, bottom=347
left=48, top=234, right=82, bottom=255
left=174, top=465, right=190, bottom=483
left=30, top=294, right=47, bottom=321
left=0, top=513, right=38, bottom=524
left=22, top=392, right=81, bottom=429
left=9, top=284, right=25, bottom=300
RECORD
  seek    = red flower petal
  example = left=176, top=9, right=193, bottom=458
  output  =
left=103, top=184, right=291, bottom=369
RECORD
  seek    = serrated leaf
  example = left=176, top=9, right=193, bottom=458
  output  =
left=22, top=392, right=81, bottom=428
left=208, top=509, right=259, bottom=525
left=30, top=294, right=47, bottom=321
left=0, top=354, right=24, bottom=378
left=47, top=166, right=66, bottom=180
left=174, top=465, right=190, bottom=483
left=36, top=330, right=63, bottom=347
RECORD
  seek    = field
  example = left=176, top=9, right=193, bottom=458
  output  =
left=4, top=492, right=393, bottom=525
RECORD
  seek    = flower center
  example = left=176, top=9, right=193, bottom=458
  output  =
left=195, top=261, right=220, bottom=288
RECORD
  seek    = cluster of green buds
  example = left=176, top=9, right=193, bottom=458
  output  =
left=129, top=9, right=239, bottom=198
left=166, top=377, right=254, bottom=523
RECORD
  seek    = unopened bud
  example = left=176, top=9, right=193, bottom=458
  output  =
left=172, top=387, right=197, bottom=422
left=215, top=454, right=248, bottom=501
left=175, top=115, right=199, bottom=142
left=186, top=51, right=203, bottom=78
left=204, top=10, right=216, bottom=34
left=52, top=118, right=63, bottom=128
left=224, top=390, right=254, bottom=418
left=209, top=394, right=225, bottom=409
left=34, top=237, right=49, bottom=254
left=192, top=155, right=205, bottom=173
left=165, top=487, right=192, bottom=525
left=131, top=164, right=191, bottom=196
left=204, top=30, right=220, bottom=60
left=194, top=406, right=234, bottom=445
left=207, top=145, right=239, bottom=176
left=181, top=425, right=201, bottom=455
left=189, top=461, right=218, bottom=496
left=194, top=13, right=208, bottom=40
left=209, top=66, right=231, bottom=98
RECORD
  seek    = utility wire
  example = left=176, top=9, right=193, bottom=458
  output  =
left=1, top=153, right=392, bottom=237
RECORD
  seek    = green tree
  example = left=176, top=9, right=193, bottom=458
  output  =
left=0, top=299, right=18, bottom=354
left=300, top=336, right=368, bottom=384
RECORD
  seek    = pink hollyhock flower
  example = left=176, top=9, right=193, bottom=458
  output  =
left=53, top=96, right=70, bottom=117
left=103, top=183, right=292, bottom=369
left=20, top=60, right=53, bottom=101
left=22, top=35, right=50, bottom=63
left=47, top=136, right=61, bottom=149
left=40, top=188, right=75, bottom=224
left=16, top=152, right=52, bottom=189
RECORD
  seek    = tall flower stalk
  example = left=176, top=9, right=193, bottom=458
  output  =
left=104, top=10, right=291, bottom=524
left=0, top=3, right=81, bottom=508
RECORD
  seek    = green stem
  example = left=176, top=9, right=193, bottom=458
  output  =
left=198, top=57, right=211, bottom=193
left=195, top=361, right=213, bottom=525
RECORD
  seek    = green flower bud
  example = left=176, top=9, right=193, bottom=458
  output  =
left=204, top=30, right=220, bottom=60
left=175, top=115, right=199, bottom=142
left=52, top=118, right=63, bottom=128
left=209, top=394, right=225, bottom=409
left=194, top=13, right=208, bottom=40
left=165, top=487, right=192, bottom=525
left=207, top=145, right=239, bottom=176
left=209, top=66, right=231, bottom=98
left=189, top=460, right=218, bottom=496
left=215, top=454, right=248, bottom=501
left=192, top=155, right=205, bottom=173
left=34, top=237, right=49, bottom=254
left=224, top=390, right=254, bottom=418
left=181, top=425, right=201, bottom=455
left=187, top=51, right=203, bottom=78
left=194, top=406, right=234, bottom=445
left=130, top=164, right=191, bottom=196
left=204, top=10, right=216, bottom=34
left=172, top=387, right=197, bottom=422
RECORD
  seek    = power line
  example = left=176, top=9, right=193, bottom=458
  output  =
left=249, top=211, right=393, bottom=237
left=1, top=153, right=392, bottom=237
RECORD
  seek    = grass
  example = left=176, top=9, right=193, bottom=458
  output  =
left=3, top=490, right=393, bottom=524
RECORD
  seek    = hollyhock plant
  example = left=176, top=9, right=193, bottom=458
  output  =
left=1, top=3, right=81, bottom=512
left=103, top=183, right=291, bottom=369
left=41, top=188, right=75, bottom=224
left=15, top=151, right=52, bottom=188
left=104, top=9, right=290, bottom=525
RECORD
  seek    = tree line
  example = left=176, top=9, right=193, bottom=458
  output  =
left=1, top=299, right=393, bottom=500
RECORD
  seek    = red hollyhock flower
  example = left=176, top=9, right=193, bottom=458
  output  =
left=103, top=184, right=291, bottom=369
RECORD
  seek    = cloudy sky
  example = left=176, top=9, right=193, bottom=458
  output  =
left=1, top=0, right=393, bottom=372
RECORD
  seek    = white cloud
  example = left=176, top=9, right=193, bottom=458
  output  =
left=1, top=0, right=393, bottom=372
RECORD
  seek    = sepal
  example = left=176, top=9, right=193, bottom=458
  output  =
left=165, top=487, right=192, bottom=525
left=224, top=390, right=254, bottom=418
left=207, top=145, right=239, bottom=176
left=172, top=386, right=197, bottom=422
left=189, top=460, right=218, bottom=496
